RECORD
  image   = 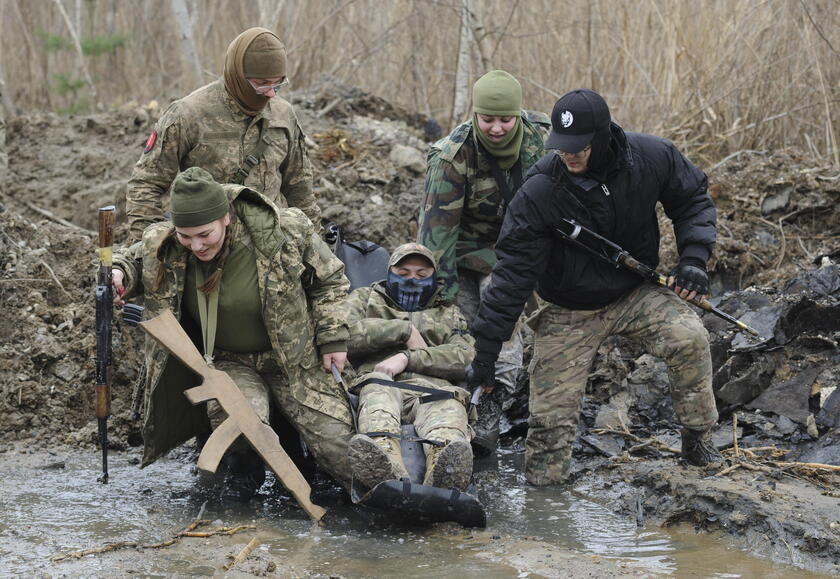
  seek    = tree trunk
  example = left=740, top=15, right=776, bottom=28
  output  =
left=470, top=0, right=493, bottom=72
left=257, top=0, right=286, bottom=30
left=52, top=0, right=98, bottom=106
left=451, top=0, right=474, bottom=129
left=170, top=0, right=203, bottom=87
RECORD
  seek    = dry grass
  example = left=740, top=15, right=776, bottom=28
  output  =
left=1, top=0, right=838, bottom=165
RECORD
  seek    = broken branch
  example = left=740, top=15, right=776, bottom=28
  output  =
left=50, top=519, right=256, bottom=562
left=224, top=536, right=261, bottom=571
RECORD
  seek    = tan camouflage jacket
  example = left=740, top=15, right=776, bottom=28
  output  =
left=417, top=110, right=550, bottom=301
left=114, top=185, right=349, bottom=465
left=126, top=80, right=319, bottom=242
left=343, top=282, right=475, bottom=390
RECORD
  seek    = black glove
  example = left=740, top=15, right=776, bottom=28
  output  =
left=669, top=258, right=709, bottom=296
left=466, top=350, right=497, bottom=391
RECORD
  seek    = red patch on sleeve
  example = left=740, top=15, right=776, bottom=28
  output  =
left=143, top=130, right=157, bottom=153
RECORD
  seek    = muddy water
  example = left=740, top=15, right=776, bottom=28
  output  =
left=0, top=445, right=828, bottom=577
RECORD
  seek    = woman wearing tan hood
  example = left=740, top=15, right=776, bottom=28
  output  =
left=125, top=28, right=320, bottom=243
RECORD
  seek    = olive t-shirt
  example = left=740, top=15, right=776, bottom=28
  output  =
left=183, top=241, right=272, bottom=353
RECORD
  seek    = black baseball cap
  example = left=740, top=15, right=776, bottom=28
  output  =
left=546, top=89, right=611, bottom=153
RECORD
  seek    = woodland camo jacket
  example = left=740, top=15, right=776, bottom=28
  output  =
left=417, top=110, right=550, bottom=301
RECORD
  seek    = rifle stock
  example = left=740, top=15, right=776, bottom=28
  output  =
left=139, top=310, right=327, bottom=522
left=95, top=205, right=115, bottom=483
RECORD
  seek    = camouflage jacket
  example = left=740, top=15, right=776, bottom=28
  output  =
left=417, top=111, right=550, bottom=301
left=114, top=186, right=349, bottom=465
left=343, top=281, right=475, bottom=390
left=126, top=80, right=319, bottom=242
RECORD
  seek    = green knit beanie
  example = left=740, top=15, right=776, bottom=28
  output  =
left=171, top=167, right=230, bottom=227
left=472, top=70, right=522, bottom=116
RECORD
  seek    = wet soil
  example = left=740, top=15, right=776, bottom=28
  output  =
left=1, top=442, right=831, bottom=578
left=1, top=82, right=839, bottom=576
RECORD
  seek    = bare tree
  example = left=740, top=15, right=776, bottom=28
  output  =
left=470, top=0, right=493, bottom=72
left=0, top=53, right=8, bottom=194
left=171, top=0, right=203, bottom=87
left=52, top=0, right=98, bottom=105
left=257, top=0, right=286, bottom=30
left=451, top=0, right=474, bottom=128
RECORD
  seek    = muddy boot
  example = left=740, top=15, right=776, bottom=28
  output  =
left=348, top=434, right=409, bottom=490
left=471, top=388, right=503, bottom=458
left=423, top=441, right=473, bottom=491
left=220, top=454, right=266, bottom=503
left=681, top=428, right=724, bottom=466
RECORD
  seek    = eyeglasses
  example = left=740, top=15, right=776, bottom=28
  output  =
left=557, top=144, right=591, bottom=158
left=248, top=78, right=289, bottom=95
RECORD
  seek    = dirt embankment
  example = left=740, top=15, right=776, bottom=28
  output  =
left=1, top=82, right=838, bottom=574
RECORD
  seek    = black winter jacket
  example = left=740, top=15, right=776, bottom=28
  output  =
left=472, top=123, right=716, bottom=356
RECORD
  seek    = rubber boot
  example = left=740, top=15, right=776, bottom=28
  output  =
left=423, top=440, right=473, bottom=491
left=349, top=434, right=409, bottom=490
left=220, top=453, right=266, bottom=503
left=681, top=427, right=724, bottom=466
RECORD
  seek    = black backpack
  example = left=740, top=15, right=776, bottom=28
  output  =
left=324, top=223, right=390, bottom=291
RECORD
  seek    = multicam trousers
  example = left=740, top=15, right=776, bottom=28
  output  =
left=457, top=269, right=525, bottom=450
left=208, top=350, right=353, bottom=487
left=355, top=371, right=471, bottom=454
left=526, top=284, right=718, bottom=485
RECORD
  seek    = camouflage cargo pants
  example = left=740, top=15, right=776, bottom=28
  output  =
left=458, top=269, right=524, bottom=451
left=209, top=350, right=353, bottom=487
left=355, top=371, right=471, bottom=454
left=526, top=283, right=718, bottom=485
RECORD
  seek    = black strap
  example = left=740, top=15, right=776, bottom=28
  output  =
left=365, top=431, right=445, bottom=447
left=476, top=141, right=523, bottom=217
left=232, top=118, right=269, bottom=185
left=358, top=377, right=468, bottom=406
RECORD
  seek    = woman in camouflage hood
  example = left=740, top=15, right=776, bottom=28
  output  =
left=125, top=27, right=320, bottom=244
left=417, top=70, right=550, bottom=456
left=113, top=167, right=353, bottom=500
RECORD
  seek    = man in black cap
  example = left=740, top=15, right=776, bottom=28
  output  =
left=466, top=88, right=722, bottom=485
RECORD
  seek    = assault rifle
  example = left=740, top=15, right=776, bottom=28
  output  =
left=554, top=218, right=760, bottom=337
left=94, top=206, right=115, bottom=483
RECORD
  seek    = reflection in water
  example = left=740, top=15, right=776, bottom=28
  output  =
left=0, top=446, right=829, bottom=577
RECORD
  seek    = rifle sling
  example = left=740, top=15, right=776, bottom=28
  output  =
left=194, top=264, right=220, bottom=367
left=232, top=118, right=269, bottom=185
left=476, top=141, right=523, bottom=217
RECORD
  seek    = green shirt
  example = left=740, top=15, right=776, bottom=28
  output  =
left=183, top=239, right=272, bottom=353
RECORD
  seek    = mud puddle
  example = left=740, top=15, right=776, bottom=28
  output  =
left=0, top=444, right=829, bottom=578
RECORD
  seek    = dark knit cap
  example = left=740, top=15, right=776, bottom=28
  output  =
left=242, top=32, right=286, bottom=78
left=171, top=167, right=229, bottom=227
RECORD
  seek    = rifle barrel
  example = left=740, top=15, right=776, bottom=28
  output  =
left=95, top=206, right=115, bottom=484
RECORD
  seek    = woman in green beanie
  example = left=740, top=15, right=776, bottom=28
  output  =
left=416, top=70, right=550, bottom=457
left=113, top=167, right=354, bottom=501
